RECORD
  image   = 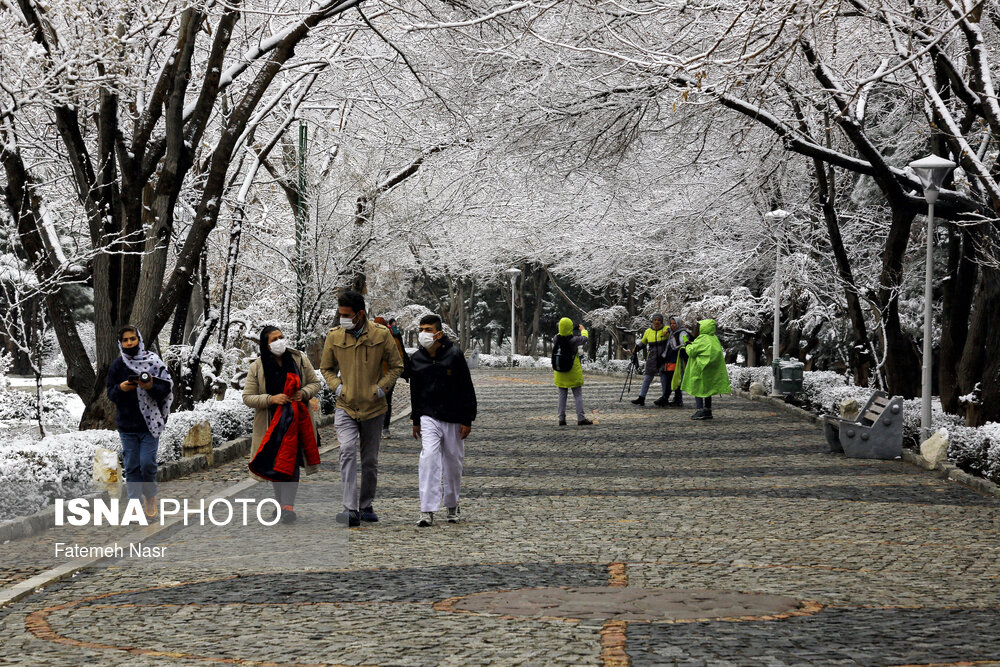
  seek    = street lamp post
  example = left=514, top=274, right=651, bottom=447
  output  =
left=505, top=267, right=522, bottom=367
left=908, top=154, right=956, bottom=443
left=764, top=209, right=790, bottom=396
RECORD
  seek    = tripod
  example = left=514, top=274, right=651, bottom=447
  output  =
left=619, top=350, right=642, bottom=401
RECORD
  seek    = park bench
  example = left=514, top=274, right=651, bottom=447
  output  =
left=824, top=391, right=903, bottom=459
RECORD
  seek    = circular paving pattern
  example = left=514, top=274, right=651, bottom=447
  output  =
left=436, top=586, right=815, bottom=622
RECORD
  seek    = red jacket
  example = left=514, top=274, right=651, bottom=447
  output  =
left=249, top=372, right=320, bottom=481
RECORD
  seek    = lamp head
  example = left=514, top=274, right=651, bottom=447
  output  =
left=505, top=267, right=522, bottom=280
left=909, top=154, right=956, bottom=202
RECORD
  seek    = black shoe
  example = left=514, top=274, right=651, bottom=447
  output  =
left=279, top=506, right=297, bottom=524
left=691, top=410, right=705, bottom=420
left=652, top=396, right=668, bottom=407
left=668, top=401, right=684, bottom=408
left=702, top=410, right=713, bottom=420
left=559, top=419, right=567, bottom=426
left=336, top=509, right=361, bottom=527
left=630, top=396, right=645, bottom=406
left=360, top=506, right=379, bottom=523
left=578, top=419, right=593, bottom=426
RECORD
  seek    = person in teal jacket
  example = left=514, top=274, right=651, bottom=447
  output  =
left=552, top=317, right=593, bottom=426
left=680, top=318, right=732, bottom=420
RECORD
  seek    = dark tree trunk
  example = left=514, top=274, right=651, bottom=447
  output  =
left=939, top=223, right=978, bottom=413
left=877, top=207, right=921, bottom=398
left=959, top=268, right=1000, bottom=425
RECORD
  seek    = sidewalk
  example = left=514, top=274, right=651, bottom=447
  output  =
left=1, top=370, right=999, bottom=665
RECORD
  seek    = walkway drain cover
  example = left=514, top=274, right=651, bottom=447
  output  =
left=437, top=587, right=813, bottom=622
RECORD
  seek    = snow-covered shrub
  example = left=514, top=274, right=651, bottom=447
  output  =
left=948, top=425, right=991, bottom=476
left=0, top=386, right=77, bottom=428
left=980, top=424, right=1000, bottom=482
left=727, top=365, right=773, bottom=392
left=899, top=398, right=964, bottom=450
left=158, top=395, right=255, bottom=461
left=0, top=389, right=259, bottom=522
left=197, top=396, right=254, bottom=444
left=0, top=351, right=10, bottom=391
left=475, top=353, right=548, bottom=369
left=0, top=430, right=119, bottom=522
left=793, top=371, right=867, bottom=414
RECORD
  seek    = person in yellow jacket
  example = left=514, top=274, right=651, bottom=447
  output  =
left=630, top=314, right=671, bottom=407
left=320, top=290, right=404, bottom=526
left=552, top=317, right=593, bottom=426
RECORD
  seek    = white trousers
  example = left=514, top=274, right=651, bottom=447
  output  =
left=418, top=416, right=465, bottom=513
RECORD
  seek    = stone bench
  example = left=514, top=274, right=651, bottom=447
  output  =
left=824, top=391, right=903, bottom=459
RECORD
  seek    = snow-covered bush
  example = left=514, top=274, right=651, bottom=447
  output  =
left=0, top=351, right=10, bottom=391
left=0, top=430, right=119, bottom=522
left=945, top=423, right=1000, bottom=481
left=0, top=392, right=257, bottom=522
left=198, top=395, right=255, bottom=444
left=793, top=371, right=867, bottom=414
left=475, top=353, right=549, bottom=369
left=982, top=424, right=1000, bottom=482
left=727, top=365, right=773, bottom=392
left=157, top=394, right=255, bottom=461
left=0, top=386, right=77, bottom=428
left=898, top=398, right=965, bottom=450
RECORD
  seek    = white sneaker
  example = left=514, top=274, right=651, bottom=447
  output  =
left=382, top=428, right=391, bottom=439
left=447, top=506, right=461, bottom=523
left=417, top=512, right=434, bottom=527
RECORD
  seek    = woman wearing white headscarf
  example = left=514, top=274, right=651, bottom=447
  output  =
left=664, top=316, right=692, bottom=407
left=105, top=325, right=173, bottom=517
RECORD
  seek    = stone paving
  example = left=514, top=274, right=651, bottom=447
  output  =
left=2, top=369, right=1000, bottom=665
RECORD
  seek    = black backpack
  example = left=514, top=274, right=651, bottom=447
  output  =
left=551, top=336, right=576, bottom=372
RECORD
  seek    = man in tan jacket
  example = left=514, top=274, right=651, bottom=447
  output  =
left=320, top=290, right=404, bottom=526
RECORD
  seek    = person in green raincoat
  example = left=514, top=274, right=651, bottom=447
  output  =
left=552, top=317, right=593, bottom=426
left=679, top=318, right=731, bottom=420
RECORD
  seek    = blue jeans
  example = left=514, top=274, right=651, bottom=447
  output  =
left=120, top=431, right=159, bottom=501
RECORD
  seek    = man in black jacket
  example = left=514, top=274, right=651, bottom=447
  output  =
left=410, top=314, right=477, bottom=527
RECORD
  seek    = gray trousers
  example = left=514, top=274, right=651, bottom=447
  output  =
left=639, top=372, right=669, bottom=398
left=557, top=386, right=585, bottom=421
left=335, top=408, right=384, bottom=511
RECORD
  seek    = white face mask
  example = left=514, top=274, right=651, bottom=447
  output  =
left=418, top=332, right=437, bottom=349
left=269, top=338, right=287, bottom=356
left=340, top=316, right=356, bottom=330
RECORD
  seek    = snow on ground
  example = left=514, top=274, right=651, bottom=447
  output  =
left=6, top=376, right=68, bottom=388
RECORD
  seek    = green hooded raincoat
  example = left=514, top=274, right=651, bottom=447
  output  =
left=679, top=319, right=732, bottom=398
left=553, top=317, right=587, bottom=389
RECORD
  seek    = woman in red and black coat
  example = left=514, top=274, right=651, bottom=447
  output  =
left=243, top=326, right=321, bottom=524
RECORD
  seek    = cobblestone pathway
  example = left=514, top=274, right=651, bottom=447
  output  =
left=2, top=369, right=1000, bottom=666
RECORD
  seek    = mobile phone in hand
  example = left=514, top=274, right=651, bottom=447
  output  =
left=127, top=374, right=140, bottom=383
